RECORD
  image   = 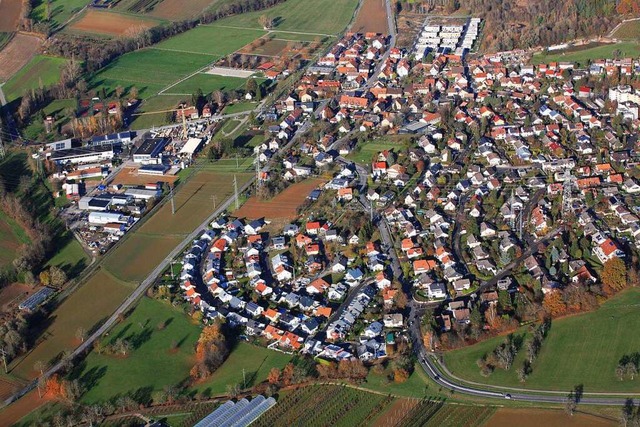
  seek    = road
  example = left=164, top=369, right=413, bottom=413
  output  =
left=364, top=0, right=397, bottom=89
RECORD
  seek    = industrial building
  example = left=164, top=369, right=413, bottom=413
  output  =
left=49, top=144, right=116, bottom=165
left=133, top=137, right=170, bottom=164
left=88, top=211, right=129, bottom=225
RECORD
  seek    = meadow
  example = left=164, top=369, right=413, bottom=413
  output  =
left=208, top=0, right=358, bottom=34
left=70, top=297, right=200, bottom=404
left=0, top=212, right=30, bottom=267
left=3, top=55, right=69, bottom=103
left=164, top=73, right=247, bottom=95
left=154, top=26, right=266, bottom=57
left=532, top=41, right=640, bottom=65
left=30, top=0, right=88, bottom=31
left=11, top=269, right=134, bottom=380
left=612, top=20, right=640, bottom=40
left=191, top=342, right=291, bottom=396
left=444, top=288, right=640, bottom=392
left=347, top=140, right=407, bottom=164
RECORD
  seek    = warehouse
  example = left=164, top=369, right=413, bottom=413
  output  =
left=179, top=137, right=204, bottom=159
left=50, top=144, right=116, bottom=165
left=133, top=137, right=170, bottom=164
left=124, top=188, right=161, bottom=200
left=88, top=211, right=128, bottom=225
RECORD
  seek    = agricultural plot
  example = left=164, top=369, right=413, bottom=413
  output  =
left=66, top=10, right=159, bottom=37
left=11, top=269, right=134, bottom=381
left=240, top=38, right=292, bottom=57
left=253, top=385, right=394, bottom=427
left=3, top=55, right=69, bottom=102
left=532, top=41, right=640, bottom=65
left=209, top=0, right=359, bottom=35
left=0, top=0, right=21, bottom=31
left=31, top=0, right=89, bottom=31
left=421, top=405, right=496, bottom=427
left=0, top=212, right=30, bottom=267
left=190, top=343, right=291, bottom=396
left=69, top=297, right=201, bottom=404
left=0, top=34, right=42, bottom=83
left=487, top=408, right=616, bottom=427
left=444, top=288, right=640, bottom=392
left=352, top=0, right=389, bottom=35
left=154, top=26, right=266, bottom=57
left=164, top=73, right=247, bottom=95
left=130, top=94, right=188, bottom=128
left=612, top=20, right=640, bottom=40
left=235, top=178, right=325, bottom=220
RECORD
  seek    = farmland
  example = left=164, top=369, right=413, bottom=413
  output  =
left=11, top=269, right=134, bottom=380
left=154, top=25, right=266, bottom=57
left=69, top=297, right=201, bottom=404
left=444, top=288, right=640, bottom=392
left=487, top=408, right=615, bottom=427
left=253, top=385, right=395, bottom=427
left=612, top=20, right=640, bottom=40
left=235, top=179, right=325, bottom=220
left=2, top=55, right=68, bottom=103
left=164, top=73, right=247, bottom=95
left=66, top=10, right=159, bottom=37
left=0, top=0, right=20, bottom=32
left=0, top=212, right=30, bottom=267
left=114, top=0, right=233, bottom=21
left=532, top=41, right=640, bottom=65
left=0, top=34, right=42, bottom=83
left=190, top=343, right=291, bottom=396
left=352, top=0, right=389, bottom=35
left=209, top=0, right=359, bottom=35
left=30, top=0, right=88, bottom=31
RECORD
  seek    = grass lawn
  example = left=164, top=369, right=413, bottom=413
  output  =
left=532, top=41, right=640, bottom=65
left=444, top=288, right=640, bottom=392
left=190, top=342, right=291, bottom=397
left=222, top=101, right=259, bottom=115
left=69, top=297, right=200, bottom=404
left=10, top=269, right=134, bottom=381
left=154, top=26, right=266, bottom=57
left=613, top=20, right=640, bottom=40
left=3, top=55, right=68, bottom=103
left=164, top=73, right=247, bottom=95
left=23, top=98, right=77, bottom=142
left=130, top=94, right=188, bottom=129
left=271, top=32, right=329, bottom=42
left=208, top=0, right=358, bottom=35
left=347, top=140, right=404, bottom=164
left=362, top=366, right=436, bottom=398
left=0, top=211, right=30, bottom=267
left=45, top=235, right=89, bottom=278
left=221, top=119, right=241, bottom=134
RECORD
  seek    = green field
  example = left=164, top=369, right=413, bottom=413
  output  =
left=130, top=94, right=188, bottom=128
left=0, top=211, right=30, bottom=267
left=70, top=297, right=200, bottom=404
left=22, top=98, right=77, bottom=141
left=191, top=342, right=291, bottom=396
left=532, top=41, right=640, bottom=65
left=164, top=73, right=247, bottom=95
left=208, top=0, right=358, bottom=35
left=154, top=26, right=265, bottom=57
left=444, top=288, right=640, bottom=392
left=11, top=269, right=134, bottom=380
left=612, top=20, right=640, bottom=40
left=31, top=0, right=88, bottom=30
left=222, top=101, right=259, bottom=114
left=347, top=140, right=405, bottom=164
left=3, top=55, right=69, bottom=103
left=45, top=232, right=90, bottom=277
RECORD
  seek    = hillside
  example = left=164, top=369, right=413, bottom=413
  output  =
left=399, top=0, right=623, bottom=52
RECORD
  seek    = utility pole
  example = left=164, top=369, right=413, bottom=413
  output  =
left=255, top=150, right=261, bottom=187
left=233, top=175, right=239, bottom=210
left=243, top=368, right=246, bottom=389
left=0, top=129, right=5, bottom=161
left=235, top=153, right=239, bottom=169
left=170, top=185, right=175, bottom=215
left=212, top=195, right=217, bottom=210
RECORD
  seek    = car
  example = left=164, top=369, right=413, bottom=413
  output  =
left=504, top=393, right=512, bottom=399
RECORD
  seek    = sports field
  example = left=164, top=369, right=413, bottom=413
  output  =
left=532, top=41, right=640, bottom=65
left=208, top=0, right=359, bottom=35
left=3, top=55, right=69, bottom=103
left=70, top=297, right=201, bottom=404
left=444, top=288, right=640, bottom=392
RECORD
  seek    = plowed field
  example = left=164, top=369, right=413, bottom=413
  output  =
left=235, top=179, right=324, bottom=220
left=0, top=0, right=21, bottom=32
left=0, top=34, right=41, bottom=82
left=69, top=10, right=157, bottom=36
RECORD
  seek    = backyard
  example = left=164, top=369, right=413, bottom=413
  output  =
left=444, top=288, right=640, bottom=392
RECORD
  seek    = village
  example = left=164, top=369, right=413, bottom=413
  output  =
left=155, top=16, right=640, bottom=366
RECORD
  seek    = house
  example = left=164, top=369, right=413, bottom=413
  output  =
left=426, top=282, right=447, bottom=299
left=383, top=313, right=403, bottom=328
left=593, top=238, right=625, bottom=263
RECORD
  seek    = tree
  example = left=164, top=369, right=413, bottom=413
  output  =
left=75, top=327, right=87, bottom=343
left=258, top=15, right=273, bottom=29
left=602, top=258, right=627, bottom=294
left=39, top=270, right=51, bottom=286
left=267, top=367, right=281, bottom=385
left=49, top=266, right=67, bottom=288
left=516, top=366, right=527, bottom=383
left=246, top=78, right=258, bottom=96
left=34, top=360, right=46, bottom=376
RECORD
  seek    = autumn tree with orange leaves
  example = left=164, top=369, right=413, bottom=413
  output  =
left=542, top=291, right=567, bottom=317
left=190, top=322, right=229, bottom=381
